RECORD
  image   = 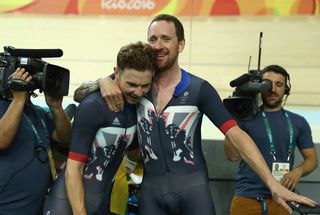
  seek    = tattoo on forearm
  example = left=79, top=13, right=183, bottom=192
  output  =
left=273, top=192, right=279, bottom=200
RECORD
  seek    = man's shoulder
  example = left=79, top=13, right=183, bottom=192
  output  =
left=284, top=109, right=307, bottom=121
left=182, top=69, right=205, bottom=83
left=180, top=69, right=210, bottom=93
left=77, top=91, right=110, bottom=114
left=80, top=91, right=105, bottom=106
left=82, top=90, right=101, bottom=100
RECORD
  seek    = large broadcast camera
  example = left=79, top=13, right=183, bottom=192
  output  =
left=0, top=46, right=70, bottom=99
left=223, top=33, right=271, bottom=120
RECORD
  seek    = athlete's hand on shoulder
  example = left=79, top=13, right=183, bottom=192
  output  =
left=100, top=76, right=123, bottom=112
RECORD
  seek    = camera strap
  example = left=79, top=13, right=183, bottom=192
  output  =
left=261, top=110, right=294, bottom=162
left=23, top=107, right=57, bottom=181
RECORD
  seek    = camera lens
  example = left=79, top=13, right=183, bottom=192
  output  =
left=46, top=72, right=60, bottom=90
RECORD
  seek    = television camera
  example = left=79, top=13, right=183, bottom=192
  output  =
left=0, top=46, right=70, bottom=99
left=223, top=33, right=271, bottom=120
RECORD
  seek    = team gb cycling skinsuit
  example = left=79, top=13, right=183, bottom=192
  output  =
left=43, top=92, right=137, bottom=215
left=137, top=69, right=237, bottom=215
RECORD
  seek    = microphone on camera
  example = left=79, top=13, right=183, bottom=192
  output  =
left=5, top=46, right=63, bottom=58
left=230, top=73, right=251, bottom=87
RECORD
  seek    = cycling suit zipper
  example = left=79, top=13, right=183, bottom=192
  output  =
left=154, top=96, right=176, bottom=172
left=156, top=118, right=169, bottom=172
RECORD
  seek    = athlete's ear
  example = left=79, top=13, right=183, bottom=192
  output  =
left=178, top=39, right=185, bottom=53
left=114, top=66, right=120, bottom=80
left=114, top=66, right=119, bottom=75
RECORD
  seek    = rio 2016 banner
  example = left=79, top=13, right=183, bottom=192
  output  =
left=1, top=0, right=320, bottom=16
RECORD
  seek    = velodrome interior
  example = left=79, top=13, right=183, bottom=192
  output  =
left=1, top=13, right=320, bottom=214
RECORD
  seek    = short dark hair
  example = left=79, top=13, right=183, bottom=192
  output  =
left=261, top=65, right=289, bottom=77
left=149, top=14, right=185, bottom=42
left=117, top=41, right=156, bottom=72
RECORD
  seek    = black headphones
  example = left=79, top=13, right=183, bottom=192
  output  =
left=284, top=72, right=291, bottom=95
left=262, top=65, right=291, bottom=95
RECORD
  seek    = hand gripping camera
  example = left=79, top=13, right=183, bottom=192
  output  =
left=223, top=33, right=271, bottom=120
left=0, top=46, right=70, bottom=99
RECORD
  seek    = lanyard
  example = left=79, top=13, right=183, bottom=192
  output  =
left=23, top=106, right=51, bottom=165
left=257, top=198, right=267, bottom=215
left=261, top=111, right=294, bottom=161
left=23, top=108, right=49, bottom=147
left=23, top=107, right=57, bottom=180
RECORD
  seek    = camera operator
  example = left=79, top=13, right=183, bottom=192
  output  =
left=0, top=67, right=71, bottom=214
left=224, top=65, right=318, bottom=215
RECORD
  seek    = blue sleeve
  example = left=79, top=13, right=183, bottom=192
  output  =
left=296, top=117, right=314, bottom=149
left=68, top=98, right=105, bottom=162
left=198, top=81, right=237, bottom=134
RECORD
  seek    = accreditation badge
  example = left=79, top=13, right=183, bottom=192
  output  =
left=272, top=162, right=290, bottom=181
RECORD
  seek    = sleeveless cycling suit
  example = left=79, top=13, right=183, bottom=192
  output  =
left=137, top=69, right=237, bottom=215
left=43, top=92, right=137, bottom=215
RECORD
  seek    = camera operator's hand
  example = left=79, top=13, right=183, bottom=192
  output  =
left=44, top=93, right=63, bottom=111
left=10, top=68, right=32, bottom=101
left=0, top=68, right=32, bottom=150
left=45, top=93, right=71, bottom=148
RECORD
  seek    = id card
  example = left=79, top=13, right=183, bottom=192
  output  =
left=272, top=162, right=290, bottom=181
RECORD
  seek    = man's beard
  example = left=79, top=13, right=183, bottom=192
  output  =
left=262, top=94, right=283, bottom=109
left=155, top=53, right=178, bottom=74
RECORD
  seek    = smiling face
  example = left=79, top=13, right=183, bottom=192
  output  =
left=147, top=20, right=185, bottom=74
left=261, top=71, right=286, bottom=111
left=114, top=41, right=155, bottom=104
left=116, top=68, right=152, bottom=104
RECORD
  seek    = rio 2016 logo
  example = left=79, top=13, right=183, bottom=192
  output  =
left=101, top=0, right=156, bottom=10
